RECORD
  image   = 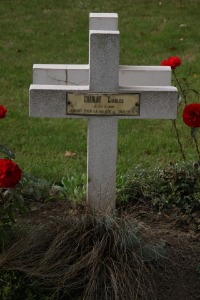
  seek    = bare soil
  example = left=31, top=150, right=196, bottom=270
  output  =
left=119, top=201, right=200, bottom=300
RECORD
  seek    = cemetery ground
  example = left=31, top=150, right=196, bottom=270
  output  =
left=0, top=163, right=200, bottom=299
left=0, top=0, right=200, bottom=299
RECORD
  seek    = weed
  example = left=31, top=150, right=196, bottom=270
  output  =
left=59, top=174, right=86, bottom=202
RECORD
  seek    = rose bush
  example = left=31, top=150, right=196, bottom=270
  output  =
left=0, top=105, right=22, bottom=188
left=0, top=106, right=24, bottom=229
left=182, top=103, right=200, bottom=128
left=0, top=158, right=22, bottom=188
left=161, top=55, right=200, bottom=160
left=0, top=105, right=16, bottom=160
left=160, top=56, right=182, bottom=69
left=0, top=105, right=7, bottom=119
left=0, top=105, right=54, bottom=228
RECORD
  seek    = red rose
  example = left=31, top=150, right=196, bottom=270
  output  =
left=0, top=105, right=7, bottom=119
left=161, top=56, right=181, bottom=69
left=0, top=159, right=22, bottom=188
left=182, top=103, right=200, bottom=128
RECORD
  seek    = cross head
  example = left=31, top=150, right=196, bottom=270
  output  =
left=29, top=13, right=178, bottom=213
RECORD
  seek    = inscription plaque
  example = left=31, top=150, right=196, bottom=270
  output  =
left=66, top=93, right=140, bottom=116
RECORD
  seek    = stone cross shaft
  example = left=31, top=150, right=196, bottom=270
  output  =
left=29, top=13, right=178, bottom=213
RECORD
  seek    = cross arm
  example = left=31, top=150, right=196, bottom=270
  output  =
left=29, top=84, right=178, bottom=119
left=33, top=64, right=172, bottom=87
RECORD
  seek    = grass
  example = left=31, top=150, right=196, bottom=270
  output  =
left=1, top=0, right=200, bottom=181
left=0, top=213, right=164, bottom=299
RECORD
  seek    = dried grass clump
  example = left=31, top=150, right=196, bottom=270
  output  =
left=0, top=214, right=164, bottom=300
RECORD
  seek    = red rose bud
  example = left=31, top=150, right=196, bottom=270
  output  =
left=0, top=105, right=7, bottom=119
left=182, top=103, right=200, bottom=128
left=161, top=56, right=181, bottom=69
left=0, top=159, right=22, bottom=188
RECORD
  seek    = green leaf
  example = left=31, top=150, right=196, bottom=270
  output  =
left=0, top=144, right=15, bottom=159
left=51, top=185, right=68, bottom=196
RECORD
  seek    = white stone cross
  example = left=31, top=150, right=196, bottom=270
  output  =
left=29, top=13, right=178, bottom=214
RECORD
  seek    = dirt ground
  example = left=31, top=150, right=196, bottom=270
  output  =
left=120, top=202, right=200, bottom=300
left=18, top=200, right=200, bottom=300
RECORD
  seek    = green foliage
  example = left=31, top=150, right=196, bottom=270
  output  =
left=53, top=174, right=86, bottom=202
left=0, top=174, right=52, bottom=222
left=0, top=269, right=53, bottom=300
left=0, top=188, right=27, bottom=226
left=0, top=172, right=88, bottom=251
left=118, top=162, right=200, bottom=213
left=116, top=172, right=145, bottom=203
left=149, top=162, right=200, bottom=212
left=0, top=174, right=54, bottom=250
left=19, top=174, right=53, bottom=202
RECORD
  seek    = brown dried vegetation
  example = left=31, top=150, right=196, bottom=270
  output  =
left=0, top=212, right=165, bottom=300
